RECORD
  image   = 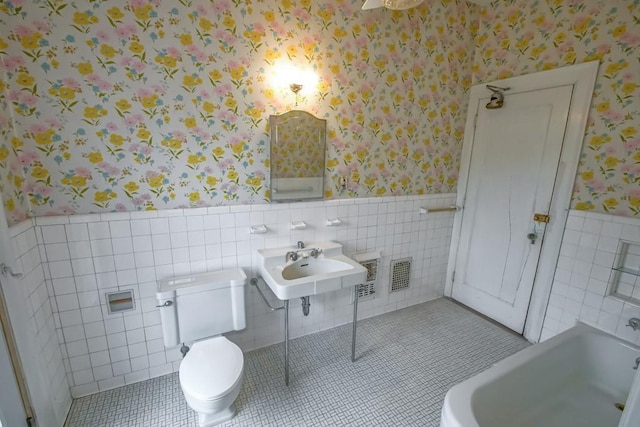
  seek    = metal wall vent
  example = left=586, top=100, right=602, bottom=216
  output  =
left=352, top=252, right=381, bottom=304
left=390, top=257, right=412, bottom=292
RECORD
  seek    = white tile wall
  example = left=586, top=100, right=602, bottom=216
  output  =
left=7, top=221, right=71, bottom=425
left=27, top=194, right=456, bottom=398
left=541, top=210, right=640, bottom=345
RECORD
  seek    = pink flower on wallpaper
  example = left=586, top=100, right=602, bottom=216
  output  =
left=101, top=163, right=121, bottom=176
left=604, top=145, right=619, bottom=155
left=106, top=122, right=119, bottom=132
left=13, top=25, right=34, bottom=37
left=255, top=170, right=265, bottom=179
left=116, top=203, right=128, bottom=211
left=96, top=30, right=110, bottom=43
left=214, top=83, right=233, bottom=97
left=193, top=128, right=210, bottom=140
left=139, top=146, right=152, bottom=155
left=119, top=56, right=133, bottom=66
left=124, top=114, right=143, bottom=127
left=624, top=139, right=640, bottom=151
left=629, top=188, right=640, bottom=199
left=131, top=195, right=148, bottom=207
left=136, top=87, right=153, bottom=98
left=195, top=4, right=208, bottom=15
left=586, top=179, right=606, bottom=192
left=166, top=47, right=181, bottom=58
left=150, top=84, right=164, bottom=95
left=32, top=20, right=50, bottom=33
left=29, top=123, right=47, bottom=134
left=620, top=32, right=640, bottom=45
left=62, top=77, right=81, bottom=90
left=86, top=74, right=113, bottom=91
left=596, top=44, right=611, bottom=54
left=75, top=167, right=92, bottom=178
left=44, top=118, right=61, bottom=128
left=36, top=184, right=53, bottom=197
left=131, top=59, right=146, bottom=72
left=213, top=30, right=233, bottom=45
left=17, top=152, right=39, bottom=166
left=129, top=0, right=147, bottom=9
left=172, top=131, right=186, bottom=140
left=212, top=0, right=231, bottom=14
left=218, top=159, right=234, bottom=170
left=1, top=56, right=26, bottom=71
left=186, top=45, right=207, bottom=62
left=46, top=206, right=75, bottom=215
left=116, top=24, right=137, bottom=39
left=22, top=93, right=36, bottom=107
left=349, top=124, right=364, bottom=134
left=603, top=109, right=624, bottom=122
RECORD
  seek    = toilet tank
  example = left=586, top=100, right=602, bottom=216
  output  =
left=156, top=268, right=247, bottom=347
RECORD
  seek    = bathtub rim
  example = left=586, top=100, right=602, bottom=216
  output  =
left=440, top=322, right=640, bottom=427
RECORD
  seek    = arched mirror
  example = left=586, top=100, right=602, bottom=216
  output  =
left=269, top=110, right=326, bottom=201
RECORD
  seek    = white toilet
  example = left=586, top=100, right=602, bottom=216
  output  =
left=157, top=268, right=247, bottom=426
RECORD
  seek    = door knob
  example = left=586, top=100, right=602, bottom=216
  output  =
left=527, top=232, right=537, bottom=244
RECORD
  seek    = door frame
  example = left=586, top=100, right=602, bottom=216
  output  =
left=445, top=61, right=599, bottom=342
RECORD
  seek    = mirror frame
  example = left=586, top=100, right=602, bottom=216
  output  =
left=269, top=110, right=327, bottom=202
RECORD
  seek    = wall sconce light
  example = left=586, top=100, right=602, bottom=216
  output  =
left=289, top=83, right=303, bottom=106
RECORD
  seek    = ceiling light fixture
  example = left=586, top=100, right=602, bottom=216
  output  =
left=362, top=0, right=424, bottom=10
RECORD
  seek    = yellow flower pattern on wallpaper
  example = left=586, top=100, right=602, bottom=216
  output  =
left=474, top=0, right=640, bottom=216
left=0, top=0, right=638, bottom=223
left=0, top=0, right=473, bottom=222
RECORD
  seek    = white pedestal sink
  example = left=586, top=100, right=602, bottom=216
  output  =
left=257, top=241, right=367, bottom=300
left=255, top=241, right=368, bottom=386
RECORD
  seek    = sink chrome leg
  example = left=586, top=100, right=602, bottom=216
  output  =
left=352, top=284, right=359, bottom=362
left=284, top=299, right=289, bottom=386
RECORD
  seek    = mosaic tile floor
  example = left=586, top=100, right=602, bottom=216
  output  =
left=65, top=298, right=529, bottom=427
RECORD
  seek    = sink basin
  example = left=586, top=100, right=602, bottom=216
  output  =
left=257, top=241, right=367, bottom=300
left=282, top=257, right=353, bottom=280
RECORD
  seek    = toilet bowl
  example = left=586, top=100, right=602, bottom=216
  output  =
left=179, top=336, right=244, bottom=426
left=157, top=269, right=247, bottom=426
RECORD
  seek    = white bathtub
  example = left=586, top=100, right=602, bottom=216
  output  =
left=441, top=323, right=640, bottom=427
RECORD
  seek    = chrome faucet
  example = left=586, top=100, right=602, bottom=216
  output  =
left=297, top=241, right=305, bottom=249
left=634, top=357, right=640, bottom=370
left=285, top=251, right=299, bottom=262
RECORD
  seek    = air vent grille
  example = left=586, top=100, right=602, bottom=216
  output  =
left=351, top=256, right=379, bottom=303
left=390, top=257, right=412, bottom=292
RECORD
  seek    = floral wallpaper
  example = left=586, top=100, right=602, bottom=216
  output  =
left=0, top=70, right=30, bottom=222
left=473, top=0, right=640, bottom=216
left=0, top=0, right=474, bottom=223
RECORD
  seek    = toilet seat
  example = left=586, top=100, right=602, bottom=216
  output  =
left=179, top=336, right=244, bottom=402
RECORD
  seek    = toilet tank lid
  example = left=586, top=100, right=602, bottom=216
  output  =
left=157, top=268, right=246, bottom=298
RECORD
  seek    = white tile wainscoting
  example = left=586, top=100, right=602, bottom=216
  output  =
left=10, top=194, right=456, bottom=399
left=541, top=210, right=640, bottom=344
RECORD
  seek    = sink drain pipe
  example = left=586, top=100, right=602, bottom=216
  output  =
left=301, top=296, right=310, bottom=316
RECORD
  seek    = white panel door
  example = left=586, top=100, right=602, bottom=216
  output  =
left=451, top=85, right=573, bottom=333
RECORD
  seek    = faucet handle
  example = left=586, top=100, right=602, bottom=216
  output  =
left=627, top=318, right=640, bottom=331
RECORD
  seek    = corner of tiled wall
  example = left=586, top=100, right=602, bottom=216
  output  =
left=541, top=210, right=640, bottom=345
left=9, top=218, right=71, bottom=426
